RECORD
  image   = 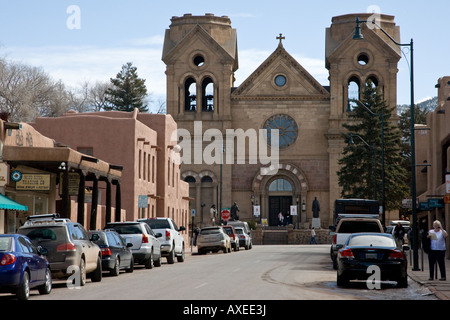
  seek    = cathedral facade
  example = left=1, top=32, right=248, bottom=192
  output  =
left=162, top=13, right=402, bottom=228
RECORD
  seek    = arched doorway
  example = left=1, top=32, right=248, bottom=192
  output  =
left=268, top=178, right=293, bottom=226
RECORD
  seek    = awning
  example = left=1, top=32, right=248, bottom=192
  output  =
left=0, top=194, right=28, bottom=211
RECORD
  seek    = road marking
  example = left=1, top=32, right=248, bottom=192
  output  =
left=194, top=283, right=207, bottom=289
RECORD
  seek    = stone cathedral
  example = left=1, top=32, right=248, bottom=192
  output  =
left=162, top=13, right=402, bottom=228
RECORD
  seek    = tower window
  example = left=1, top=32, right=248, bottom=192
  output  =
left=202, top=77, right=214, bottom=111
left=193, top=55, right=205, bottom=67
left=185, top=77, right=197, bottom=111
left=348, top=76, right=361, bottom=101
left=357, top=53, right=369, bottom=66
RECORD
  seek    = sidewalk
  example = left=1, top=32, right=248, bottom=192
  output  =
left=408, top=250, right=450, bottom=300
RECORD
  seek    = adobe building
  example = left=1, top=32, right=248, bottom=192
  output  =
left=30, top=109, right=191, bottom=239
left=162, top=13, right=402, bottom=228
left=415, top=76, right=450, bottom=256
left=0, top=119, right=123, bottom=233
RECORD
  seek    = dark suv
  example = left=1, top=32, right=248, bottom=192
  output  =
left=18, top=214, right=102, bottom=286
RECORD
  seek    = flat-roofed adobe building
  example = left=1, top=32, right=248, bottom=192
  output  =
left=0, top=119, right=123, bottom=233
left=30, top=109, right=191, bottom=239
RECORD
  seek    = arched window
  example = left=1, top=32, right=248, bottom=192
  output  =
left=348, top=76, right=360, bottom=102
left=184, top=78, right=197, bottom=111
left=268, top=178, right=292, bottom=192
left=366, top=76, right=378, bottom=89
left=201, top=176, right=213, bottom=183
left=202, top=78, right=214, bottom=111
left=184, top=176, right=196, bottom=183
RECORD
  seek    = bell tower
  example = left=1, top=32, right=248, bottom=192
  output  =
left=162, top=14, right=238, bottom=221
left=325, top=13, right=402, bottom=206
left=162, top=13, right=238, bottom=123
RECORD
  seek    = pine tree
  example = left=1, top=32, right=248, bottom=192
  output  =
left=105, top=62, right=148, bottom=112
left=338, top=81, right=409, bottom=211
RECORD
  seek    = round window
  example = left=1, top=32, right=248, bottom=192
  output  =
left=357, top=53, right=369, bottom=66
left=263, top=114, right=298, bottom=149
left=193, top=55, right=205, bottom=67
left=274, top=75, right=287, bottom=87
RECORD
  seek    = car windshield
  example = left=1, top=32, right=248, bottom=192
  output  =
left=338, top=221, right=381, bottom=233
left=201, top=228, right=220, bottom=235
left=19, top=226, right=66, bottom=243
left=0, top=237, right=12, bottom=251
left=235, top=228, right=244, bottom=234
left=223, top=228, right=232, bottom=235
left=107, top=224, right=142, bottom=234
left=144, top=219, right=170, bottom=229
left=348, top=235, right=395, bottom=247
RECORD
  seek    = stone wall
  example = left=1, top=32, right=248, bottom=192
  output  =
left=251, top=225, right=333, bottom=245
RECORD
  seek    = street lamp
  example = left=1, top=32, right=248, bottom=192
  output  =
left=353, top=17, right=419, bottom=271
left=347, top=99, right=385, bottom=226
left=348, top=133, right=377, bottom=200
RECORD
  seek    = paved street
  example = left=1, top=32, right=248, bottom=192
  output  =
left=8, top=244, right=436, bottom=302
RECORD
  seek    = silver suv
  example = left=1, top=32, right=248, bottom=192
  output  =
left=18, top=214, right=102, bottom=286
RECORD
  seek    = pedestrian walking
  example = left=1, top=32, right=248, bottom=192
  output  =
left=427, top=220, right=448, bottom=281
left=310, top=227, right=318, bottom=244
left=394, top=222, right=405, bottom=247
left=210, top=204, right=217, bottom=225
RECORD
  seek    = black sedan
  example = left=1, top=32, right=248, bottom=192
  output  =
left=89, top=230, right=134, bottom=276
left=337, top=233, right=408, bottom=288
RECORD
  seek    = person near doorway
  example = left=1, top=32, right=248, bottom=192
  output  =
left=427, top=220, right=448, bottom=281
left=394, top=222, right=405, bottom=247
left=230, top=202, right=240, bottom=221
left=278, top=212, right=284, bottom=226
left=310, top=227, right=318, bottom=244
left=210, top=204, right=217, bottom=225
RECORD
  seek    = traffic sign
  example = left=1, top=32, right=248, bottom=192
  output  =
left=221, top=208, right=231, bottom=221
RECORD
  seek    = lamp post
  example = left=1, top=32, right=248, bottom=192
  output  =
left=347, top=99, right=385, bottom=226
left=353, top=17, right=419, bottom=270
left=348, top=133, right=377, bottom=200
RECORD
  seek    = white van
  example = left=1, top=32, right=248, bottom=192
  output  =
left=226, top=220, right=250, bottom=235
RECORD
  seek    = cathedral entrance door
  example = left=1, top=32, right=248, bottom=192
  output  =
left=268, top=196, right=292, bottom=226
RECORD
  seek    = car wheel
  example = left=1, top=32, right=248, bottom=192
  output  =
left=38, top=267, right=52, bottom=295
left=177, top=245, right=185, bottom=262
left=90, top=256, right=102, bottom=282
left=145, top=251, right=153, bottom=269
left=397, top=275, right=408, bottom=288
left=79, top=258, right=87, bottom=286
left=154, top=252, right=162, bottom=267
left=126, top=256, right=134, bottom=273
left=167, top=245, right=175, bottom=264
left=337, top=273, right=348, bottom=287
left=16, top=271, right=30, bottom=300
left=111, top=256, right=120, bottom=276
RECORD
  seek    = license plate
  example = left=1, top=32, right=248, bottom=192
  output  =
left=365, top=253, right=378, bottom=259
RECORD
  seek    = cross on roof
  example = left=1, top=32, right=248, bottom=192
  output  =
left=276, top=33, right=285, bottom=46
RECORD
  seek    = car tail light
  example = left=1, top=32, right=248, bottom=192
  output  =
left=388, top=250, right=404, bottom=260
left=101, top=248, right=112, bottom=256
left=0, top=253, right=16, bottom=265
left=142, top=234, right=149, bottom=243
left=57, top=243, right=76, bottom=252
left=165, top=230, right=171, bottom=241
left=338, top=249, right=354, bottom=259
left=332, top=234, right=337, bottom=244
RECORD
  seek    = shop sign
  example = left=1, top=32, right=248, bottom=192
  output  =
left=16, top=174, right=51, bottom=191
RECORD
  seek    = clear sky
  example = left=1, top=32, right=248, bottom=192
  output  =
left=0, top=0, right=449, bottom=109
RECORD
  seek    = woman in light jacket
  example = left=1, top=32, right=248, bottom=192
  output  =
left=427, top=220, right=448, bottom=281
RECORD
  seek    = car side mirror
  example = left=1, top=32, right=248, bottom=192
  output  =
left=90, top=234, right=100, bottom=242
left=179, top=226, right=186, bottom=232
left=402, top=245, right=410, bottom=251
left=329, top=225, right=336, bottom=232
left=37, top=246, right=48, bottom=256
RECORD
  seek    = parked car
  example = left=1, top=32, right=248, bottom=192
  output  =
left=197, top=226, right=231, bottom=254
left=329, top=217, right=384, bottom=269
left=138, top=218, right=185, bottom=264
left=222, top=225, right=239, bottom=251
left=0, top=234, right=52, bottom=300
left=336, top=233, right=408, bottom=288
left=88, top=230, right=134, bottom=276
left=18, top=214, right=102, bottom=286
left=227, top=220, right=251, bottom=235
left=105, top=221, right=161, bottom=269
left=234, top=227, right=252, bottom=250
